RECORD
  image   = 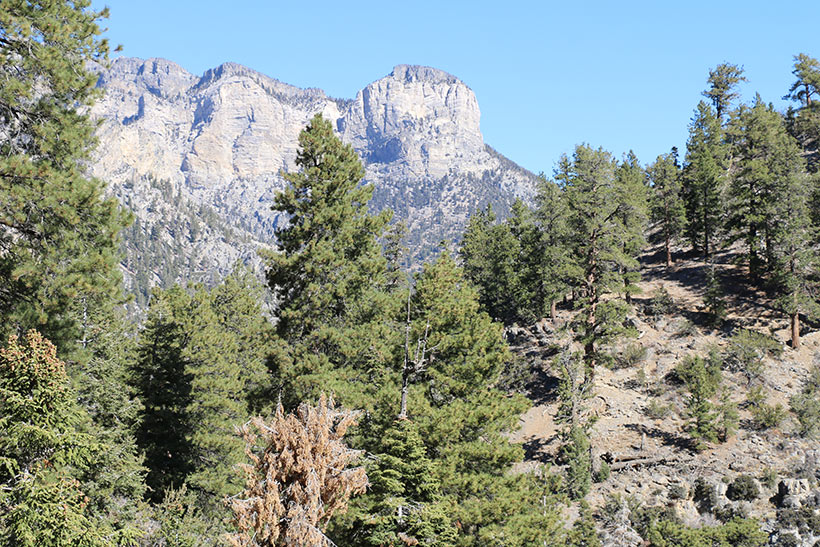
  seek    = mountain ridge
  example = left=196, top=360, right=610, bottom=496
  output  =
left=90, top=57, right=539, bottom=305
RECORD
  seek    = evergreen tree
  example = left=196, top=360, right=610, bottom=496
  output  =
left=0, top=331, right=128, bottom=546
left=615, top=151, right=649, bottom=303
left=263, top=113, right=397, bottom=409
left=401, top=252, right=560, bottom=546
left=460, top=205, right=522, bottom=323
left=134, top=274, right=269, bottom=510
left=0, top=0, right=130, bottom=352
left=784, top=53, right=820, bottom=172
left=682, top=102, right=727, bottom=258
left=133, top=286, right=195, bottom=499
left=534, top=175, right=573, bottom=319
left=559, top=145, right=637, bottom=373
left=771, top=169, right=818, bottom=349
left=337, top=419, right=457, bottom=546
left=676, top=351, right=723, bottom=450
left=648, top=151, right=686, bottom=267
left=703, top=63, right=747, bottom=122
left=727, top=96, right=805, bottom=279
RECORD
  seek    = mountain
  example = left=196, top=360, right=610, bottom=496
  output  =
left=90, top=58, right=538, bottom=306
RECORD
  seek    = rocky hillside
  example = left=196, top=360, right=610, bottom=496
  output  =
left=508, top=240, right=820, bottom=546
left=90, top=58, right=538, bottom=304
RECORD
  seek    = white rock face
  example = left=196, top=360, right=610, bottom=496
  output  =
left=90, top=58, right=537, bottom=299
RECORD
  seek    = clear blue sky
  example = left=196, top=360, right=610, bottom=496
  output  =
left=92, top=0, right=820, bottom=175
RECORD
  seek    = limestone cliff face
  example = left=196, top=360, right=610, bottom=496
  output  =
left=90, top=58, right=537, bottom=301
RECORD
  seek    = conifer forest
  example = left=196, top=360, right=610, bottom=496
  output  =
left=5, top=2, right=820, bottom=546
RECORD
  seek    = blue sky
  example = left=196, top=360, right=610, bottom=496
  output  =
left=92, top=0, right=820, bottom=175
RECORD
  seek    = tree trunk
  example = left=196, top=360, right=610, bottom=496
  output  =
left=791, top=311, right=800, bottom=350
left=550, top=299, right=557, bottom=320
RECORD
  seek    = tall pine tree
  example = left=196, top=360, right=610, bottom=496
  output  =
left=0, top=0, right=130, bottom=352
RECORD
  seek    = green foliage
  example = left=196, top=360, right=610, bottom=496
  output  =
left=747, top=386, right=787, bottom=430
left=649, top=151, right=686, bottom=266
left=704, top=265, right=727, bottom=326
left=567, top=501, right=602, bottom=547
left=559, top=145, right=643, bottom=370
left=726, top=475, right=760, bottom=502
left=645, top=398, right=674, bottom=420
left=134, top=270, right=270, bottom=511
left=0, top=0, right=131, bottom=352
left=0, top=331, right=125, bottom=546
left=676, top=351, right=723, bottom=448
left=561, top=426, right=592, bottom=500
left=682, top=101, right=727, bottom=257
left=336, top=419, right=457, bottom=546
left=264, top=113, right=396, bottom=409
left=727, top=95, right=806, bottom=279
left=615, top=342, right=647, bottom=369
left=147, top=486, right=213, bottom=547
left=725, top=329, right=782, bottom=385
left=461, top=199, right=555, bottom=324
left=790, top=363, right=820, bottom=439
left=717, top=389, right=739, bottom=442
left=646, top=517, right=767, bottom=547
left=704, top=63, right=747, bottom=121
left=647, top=285, right=675, bottom=316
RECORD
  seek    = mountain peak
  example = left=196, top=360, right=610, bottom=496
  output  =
left=390, top=64, right=460, bottom=85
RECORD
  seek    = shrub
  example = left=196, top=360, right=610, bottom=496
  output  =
left=791, top=365, right=820, bottom=439
left=615, top=343, right=647, bottom=369
left=668, top=483, right=688, bottom=500
left=647, top=286, right=675, bottom=316
left=725, top=329, right=782, bottom=385
left=726, top=475, right=760, bottom=502
left=645, top=398, right=674, bottom=420
left=748, top=386, right=787, bottom=430
left=693, top=478, right=719, bottom=514
left=594, top=460, right=611, bottom=483
left=759, top=468, right=778, bottom=490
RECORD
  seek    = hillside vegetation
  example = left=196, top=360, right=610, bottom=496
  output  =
left=3, top=2, right=820, bottom=546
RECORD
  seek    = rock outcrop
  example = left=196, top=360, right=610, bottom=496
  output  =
left=90, top=58, right=538, bottom=303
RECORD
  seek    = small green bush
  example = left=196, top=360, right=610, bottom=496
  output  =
left=726, top=475, right=760, bottom=502
left=790, top=365, right=820, bottom=439
left=615, top=342, right=647, bottom=369
left=647, top=286, right=675, bottom=316
left=693, top=478, right=718, bottom=514
left=748, top=386, right=787, bottom=430
left=725, top=329, right=782, bottom=385
left=645, top=398, right=674, bottom=420
left=594, top=460, right=611, bottom=483
left=668, top=483, right=688, bottom=500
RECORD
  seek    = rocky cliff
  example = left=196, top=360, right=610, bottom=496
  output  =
left=90, top=58, right=538, bottom=304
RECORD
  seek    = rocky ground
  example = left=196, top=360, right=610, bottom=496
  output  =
left=509, top=239, right=820, bottom=545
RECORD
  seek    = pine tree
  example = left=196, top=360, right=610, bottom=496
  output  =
left=615, top=151, right=649, bottom=303
left=460, top=205, right=522, bottom=323
left=785, top=54, right=820, bottom=173
left=727, top=96, right=805, bottom=279
left=133, top=286, right=195, bottom=499
left=682, top=102, right=727, bottom=258
left=648, top=151, right=686, bottom=267
left=336, top=419, right=457, bottom=546
left=676, top=352, right=723, bottom=450
left=0, top=331, right=125, bottom=546
left=703, top=63, right=747, bottom=122
left=771, top=170, right=818, bottom=349
left=402, top=252, right=559, bottom=545
left=263, top=113, right=397, bottom=408
left=0, top=1, right=130, bottom=352
left=534, top=174, right=573, bottom=320
left=559, top=145, right=637, bottom=373
left=134, top=276, right=269, bottom=509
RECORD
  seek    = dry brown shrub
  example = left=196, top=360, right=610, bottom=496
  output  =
left=227, top=393, right=368, bottom=546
